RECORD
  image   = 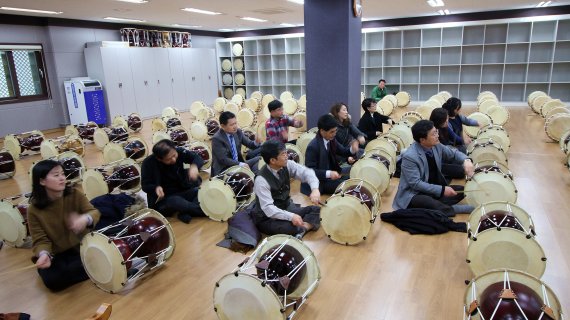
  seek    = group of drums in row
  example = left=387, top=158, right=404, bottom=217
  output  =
left=528, top=90, right=570, bottom=171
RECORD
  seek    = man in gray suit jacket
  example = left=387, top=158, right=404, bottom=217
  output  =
left=211, top=111, right=261, bottom=176
left=393, top=120, right=475, bottom=217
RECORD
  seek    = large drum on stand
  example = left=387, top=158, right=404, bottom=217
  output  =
left=82, top=159, right=141, bottom=200
left=94, top=127, right=129, bottom=150
left=81, top=208, right=175, bottom=293
left=463, top=269, right=564, bottom=320
left=3, top=130, right=45, bottom=160
left=214, top=234, right=320, bottom=320
left=40, top=134, right=85, bottom=159
left=103, top=137, right=149, bottom=164
left=0, top=149, right=16, bottom=180
left=198, top=166, right=255, bottom=221
left=0, top=195, right=31, bottom=248
left=321, top=179, right=381, bottom=245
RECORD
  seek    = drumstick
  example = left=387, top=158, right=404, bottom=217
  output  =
left=0, top=264, right=36, bottom=277
left=318, top=201, right=327, bottom=207
left=455, top=189, right=483, bottom=193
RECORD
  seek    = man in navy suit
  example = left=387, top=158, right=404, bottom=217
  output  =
left=302, top=114, right=359, bottom=195
left=392, top=120, right=475, bottom=217
left=211, top=111, right=261, bottom=176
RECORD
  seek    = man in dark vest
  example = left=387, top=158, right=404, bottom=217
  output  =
left=253, top=140, right=321, bottom=237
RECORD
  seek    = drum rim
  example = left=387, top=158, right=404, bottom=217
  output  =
left=464, top=171, right=517, bottom=207
left=476, top=129, right=511, bottom=153
left=0, top=199, right=28, bottom=247
left=377, top=99, right=394, bottom=116
left=395, top=91, right=411, bottom=107
left=466, top=140, right=508, bottom=165
left=80, top=232, right=128, bottom=293
left=198, top=179, right=237, bottom=221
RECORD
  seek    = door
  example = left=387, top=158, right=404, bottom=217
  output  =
left=168, top=48, right=187, bottom=108
left=197, top=48, right=219, bottom=103
left=115, top=48, right=138, bottom=116
left=182, top=49, right=202, bottom=103
left=154, top=48, right=174, bottom=110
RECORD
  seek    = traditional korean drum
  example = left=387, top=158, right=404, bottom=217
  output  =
left=120, top=28, right=137, bottom=46
left=388, top=120, right=414, bottom=149
left=170, top=31, right=183, bottom=48
left=232, top=58, right=243, bottom=71
left=378, top=97, right=394, bottom=116
left=540, top=99, right=566, bottom=118
left=161, top=31, right=171, bottom=47
left=161, top=107, right=179, bottom=119
left=298, top=94, right=307, bottom=111
left=82, top=159, right=141, bottom=200
left=464, top=171, right=517, bottom=207
left=250, top=91, right=263, bottom=102
left=292, top=111, right=307, bottom=132
left=467, top=201, right=535, bottom=240
left=198, top=166, right=255, bottom=221
left=464, top=112, right=493, bottom=138
left=544, top=106, right=569, bottom=120
left=400, top=111, right=422, bottom=125
left=245, top=97, right=261, bottom=113
left=136, top=29, right=149, bottom=47
left=0, top=195, right=31, bottom=248
left=395, top=91, right=411, bottom=107
left=350, top=149, right=392, bottom=194
left=126, top=113, right=143, bottom=132
left=438, top=91, right=452, bottom=101
left=190, top=101, right=208, bottom=118
left=477, top=91, right=497, bottom=103
left=221, top=59, right=232, bottom=72
left=223, top=88, right=234, bottom=100
left=532, top=95, right=552, bottom=115
left=477, top=99, right=499, bottom=115
left=0, top=149, right=15, bottom=179
left=3, top=130, right=45, bottom=160
left=363, top=137, right=398, bottom=163
left=213, top=97, right=228, bottom=113
left=237, top=108, right=258, bottom=128
left=214, top=235, right=320, bottom=320
left=467, top=138, right=508, bottom=167
left=261, top=94, right=276, bottom=109
left=103, top=137, right=148, bottom=164
left=473, top=160, right=513, bottom=179
left=485, top=105, right=510, bottom=126
left=93, top=127, right=129, bottom=150
left=559, top=129, right=570, bottom=154
left=296, top=132, right=316, bottom=156
left=236, top=88, right=246, bottom=99
left=57, top=151, right=85, bottom=183
left=429, top=94, right=446, bottom=106
left=232, top=43, right=243, bottom=56
left=321, top=179, right=381, bottom=245
left=189, top=122, right=209, bottom=142
left=280, top=91, right=294, bottom=102
left=183, top=141, right=212, bottom=170
left=545, top=113, right=570, bottom=142
left=40, top=134, right=84, bottom=159
left=81, top=208, right=175, bottom=293
left=181, top=32, right=191, bottom=48
left=206, top=119, right=220, bottom=137
left=374, top=132, right=406, bottom=155
left=476, top=125, right=511, bottom=153
left=464, top=269, right=563, bottom=320
left=282, top=99, right=298, bottom=115
left=152, top=116, right=182, bottom=132
left=66, top=122, right=98, bottom=141
left=231, top=94, right=244, bottom=109
left=234, top=73, right=245, bottom=86
left=224, top=102, right=239, bottom=115
left=152, top=126, right=190, bottom=146
left=195, top=107, right=215, bottom=123
left=527, top=91, right=547, bottom=110
left=415, top=104, right=436, bottom=121
left=149, top=30, right=161, bottom=47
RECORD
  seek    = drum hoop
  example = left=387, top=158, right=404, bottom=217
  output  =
left=321, top=195, right=374, bottom=245
left=0, top=200, right=28, bottom=247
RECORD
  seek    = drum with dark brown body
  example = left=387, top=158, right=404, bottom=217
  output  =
left=169, top=128, right=189, bottom=146
left=127, top=114, right=142, bottom=132
left=124, top=140, right=146, bottom=161
left=478, top=281, right=545, bottom=319
left=190, top=145, right=210, bottom=163
left=206, top=119, right=220, bottom=136
left=19, top=134, right=43, bottom=152
left=369, top=153, right=391, bottom=171
left=166, top=117, right=182, bottom=129
left=477, top=210, right=524, bottom=233
left=126, top=217, right=170, bottom=257
left=256, top=244, right=307, bottom=295
left=77, top=122, right=98, bottom=141
left=339, top=185, right=374, bottom=211
left=287, top=149, right=300, bottom=163
left=109, top=127, right=129, bottom=143
left=226, top=172, right=254, bottom=202
left=60, top=156, right=83, bottom=181
left=0, top=151, right=15, bottom=179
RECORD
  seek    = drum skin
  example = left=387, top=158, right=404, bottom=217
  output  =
left=226, top=172, right=254, bottom=202
left=126, top=217, right=170, bottom=258
left=257, top=244, right=306, bottom=295
left=477, top=210, right=524, bottom=233
left=479, top=281, right=544, bottom=320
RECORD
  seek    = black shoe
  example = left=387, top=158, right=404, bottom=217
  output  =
left=178, top=213, right=192, bottom=224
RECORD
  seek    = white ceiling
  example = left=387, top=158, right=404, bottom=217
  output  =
left=1, top=0, right=569, bottom=32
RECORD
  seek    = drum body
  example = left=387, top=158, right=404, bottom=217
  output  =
left=169, top=126, right=190, bottom=145
left=464, top=269, right=564, bottom=320
left=184, top=141, right=212, bottom=170
left=4, top=131, right=44, bottom=159
left=0, top=196, right=30, bottom=247
left=206, top=119, right=220, bottom=137
left=388, top=121, right=414, bottom=149
left=94, top=127, right=129, bottom=150
left=103, top=137, right=148, bottom=164
left=0, top=150, right=16, bottom=179
left=321, top=179, right=380, bottom=245
left=284, top=143, right=304, bottom=165
left=81, top=208, right=175, bottom=293
left=464, top=171, right=517, bottom=207
left=214, top=235, right=320, bottom=320
left=467, top=138, right=508, bottom=167
left=68, top=122, right=98, bottom=141
left=82, top=159, right=141, bottom=200
left=58, top=151, right=86, bottom=183
left=40, top=134, right=84, bottom=159
left=468, top=201, right=534, bottom=239
left=198, top=166, right=255, bottom=221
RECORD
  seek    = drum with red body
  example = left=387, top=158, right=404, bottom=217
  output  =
left=71, top=122, right=98, bottom=141
left=82, top=159, right=141, bottom=200
left=166, top=117, right=182, bottom=129
left=3, top=131, right=45, bottom=160
left=136, top=29, right=149, bottom=47
left=183, top=141, right=212, bottom=170
left=127, top=113, right=143, bottom=132
left=169, top=127, right=189, bottom=145
left=206, top=119, right=220, bottom=137
left=59, top=152, right=85, bottom=182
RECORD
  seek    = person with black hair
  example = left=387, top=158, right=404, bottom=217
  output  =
left=252, top=140, right=321, bottom=238
left=330, top=102, right=366, bottom=148
left=430, top=108, right=467, bottom=179
left=371, top=79, right=388, bottom=102
left=302, top=114, right=359, bottom=195
left=358, top=98, right=395, bottom=144
left=443, top=97, right=480, bottom=146
left=265, top=99, right=304, bottom=143
left=27, top=159, right=101, bottom=291
left=141, top=139, right=205, bottom=223
left=393, top=120, right=475, bottom=217
left=211, top=111, right=261, bottom=176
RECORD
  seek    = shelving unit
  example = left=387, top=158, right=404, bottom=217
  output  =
left=216, top=17, right=570, bottom=102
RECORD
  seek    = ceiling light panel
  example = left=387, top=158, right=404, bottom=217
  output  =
left=116, top=0, right=148, bottom=3
left=181, top=8, right=222, bottom=15
left=104, top=16, right=145, bottom=22
left=427, top=0, right=445, bottom=7
left=288, top=0, right=305, bottom=4
left=536, top=1, right=552, bottom=7
left=241, top=17, right=268, bottom=22
left=0, top=7, right=63, bottom=14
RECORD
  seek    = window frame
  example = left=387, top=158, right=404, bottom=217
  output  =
left=0, top=43, right=50, bottom=105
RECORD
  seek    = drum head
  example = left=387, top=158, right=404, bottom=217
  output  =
left=213, top=97, right=228, bottom=113
left=395, top=91, right=411, bottom=107
left=112, top=116, right=128, bottom=130
left=532, top=95, right=551, bottom=114
left=0, top=200, right=28, bottom=247
left=224, top=102, right=239, bottom=115
left=298, top=95, right=307, bottom=111
left=476, top=126, right=510, bottom=153
left=364, top=139, right=398, bottom=163
left=415, top=105, right=435, bottom=121
left=350, top=158, right=391, bottom=193
left=321, top=194, right=374, bottom=245
left=231, top=95, right=244, bottom=109
left=0, top=150, right=16, bottom=179
left=94, top=128, right=110, bottom=150
left=296, top=132, right=316, bottom=156
left=221, top=59, right=232, bottom=72
left=545, top=113, right=570, bottom=142
left=40, top=140, right=59, bottom=159
left=190, top=122, right=209, bottom=141
left=190, top=101, right=207, bottom=118
left=464, top=269, right=563, bottom=320
left=400, top=111, right=422, bottom=125
left=261, top=94, right=276, bottom=109
left=237, top=109, right=257, bottom=128
left=292, top=112, right=307, bottom=132
left=541, top=99, right=566, bottom=118
left=464, top=171, right=517, bottom=207
left=285, top=143, right=304, bottom=165
left=477, top=99, right=498, bottom=114
left=214, top=273, right=284, bottom=320
left=232, top=43, right=243, bottom=56
left=464, top=113, right=492, bottom=138
left=282, top=99, right=298, bottom=115
left=3, top=135, right=21, bottom=160
left=195, top=107, right=213, bottom=123
left=545, top=106, right=570, bottom=121
left=236, top=88, right=246, bottom=99
left=477, top=91, right=497, bottom=102
left=468, top=201, right=533, bottom=237
left=486, top=105, right=509, bottom=126
left=65, top=125, right=79, bottom=137
left=233, top=58, right=243, bottom=71
left=103, top=142, right=127, bottom=165
left=255, top=235, right=321, bottom=298
left=81, top=232, right=128, bottom=293
left=389, top=122, right=414, bottom=149
left=223, top=88, right=234, bottom=100
left=467, top=139, right=508, bottom=166
left=235, top=73, right=245, bottom=86
left=161, top=107, right=178, bottom=119
left=245, top=98, right=261, bottom=112
left=466, top=228, right=546, bottom=278
left=280, top=91, right=294, bottom=102
left=198, top=179, right=237, bottom=221
left=429, top=94, right=446, bottom=106
left=424, top=98, right=442, bottom=110
left=528, top=91, right=547, bottom=107
left=251, top=91, right=263, bottom=102
left=82, top=169, right=108, bottom=200
left=152, top=118, right=167, bottom=132
left=152, top=131, right=170, bottom=145
left=377, top=99, right=394, bottom=116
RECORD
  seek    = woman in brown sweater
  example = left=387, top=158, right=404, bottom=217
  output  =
left=28, top=160, right=100, bottom=291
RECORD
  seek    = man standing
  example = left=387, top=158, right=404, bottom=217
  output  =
left=393, top=120, right=475, bottom=217
left=211, top=111, right=261, bottom=176
left=141, top=139, right=205, bottom=223
left=371, top=79, right=387, bottom=102
left=253, top=140, right=321, bottom=238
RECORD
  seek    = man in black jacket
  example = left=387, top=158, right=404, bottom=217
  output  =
left=358, top=98, right=394, bottom=145
left=141, top=139, right=205, bottom=223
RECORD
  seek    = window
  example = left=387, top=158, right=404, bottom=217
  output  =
left=0, top=44, right=50, bottom=104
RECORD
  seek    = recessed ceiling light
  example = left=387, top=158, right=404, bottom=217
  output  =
left=427, top=0, right=445, bottom=7
left=280, top=23, right=296, bottom=27
left=288, top=0, right=304, bottom=4
left=241, top=17, right=267, bottom=22
left=536, top=1, right=552, bottom=7
left=104, top=16, right=145, bottom=22
left=219, top=28, right=233, bottom=32
left=0, top=6, right=62, bottom=14
left=181, top=8, right=222, bottom=15
left=438, top=9, right=450, bottom=15
left=116, top=0, right=148, bottom=3
left=172, top=24, right=202, bottom=28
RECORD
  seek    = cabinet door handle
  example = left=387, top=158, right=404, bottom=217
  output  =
left=192, top=76, right=195, bottom=81
left=172, top=78, right=174, bottom=83
left=119, top=82, right=122, bottom=88
left=158, top=79, right=160, bottom=85
left=144, top=80, right=148, bottom=85
left=208, top=75, right=211, bottom=80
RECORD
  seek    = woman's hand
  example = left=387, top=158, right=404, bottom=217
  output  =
left=67, top=212, right=89, bottom=234
left=36, top=253, right=51, bottom=269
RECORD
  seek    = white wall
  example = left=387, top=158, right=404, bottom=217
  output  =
left=0, top=24, right=220, bottom=137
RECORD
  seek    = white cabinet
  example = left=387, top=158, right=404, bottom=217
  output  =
left=85, top=45, right=219, bottom=119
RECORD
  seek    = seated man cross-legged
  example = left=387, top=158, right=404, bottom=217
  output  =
left=252, top=140, right=321, bottom=238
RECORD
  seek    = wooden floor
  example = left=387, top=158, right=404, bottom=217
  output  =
left=0, top=105, right=568, bottom=319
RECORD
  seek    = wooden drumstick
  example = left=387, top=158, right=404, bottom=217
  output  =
left=0, top=264, right=36, bottom=277
left=455, top=189, right=483, bottom=193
